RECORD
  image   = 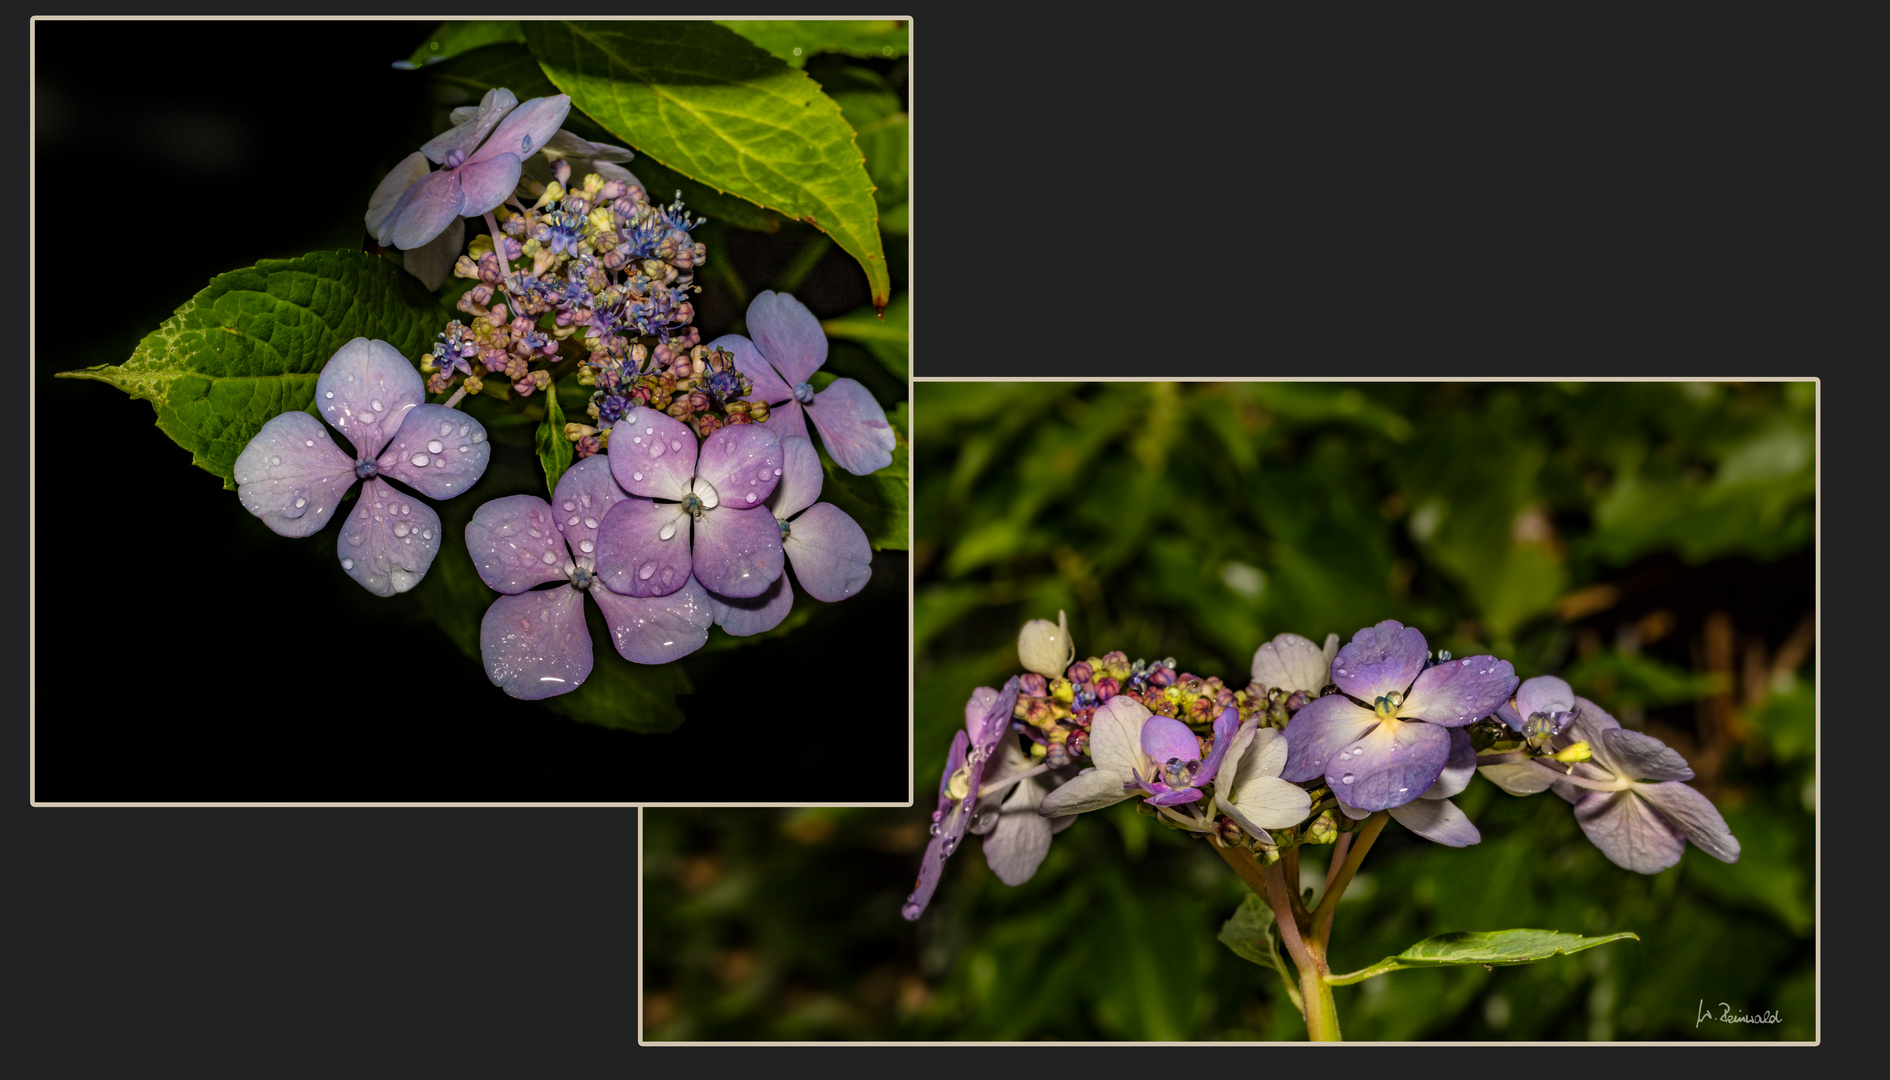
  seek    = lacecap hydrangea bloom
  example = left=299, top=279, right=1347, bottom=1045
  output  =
left=233, top=337, right=491, bottom=596
left=1282, top=619, right=1517, bottom=811
left=706, top=435, right=873, bottom=635
left=715, top=290, right=897, bottom=476
left=465, top=455, right=714, bottom=699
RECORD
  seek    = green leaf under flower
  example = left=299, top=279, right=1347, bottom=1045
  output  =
left=401, top=20, right=525, bottom=67
left=58, top=251, right=447, bottom=490
left=715, top=19, right=909, bottom=68
left=1325, top=928, right=1640, bottom=986
left=1217, top=894, right=1304, bottom=1016
left=535, top=378, right=574, bottom=497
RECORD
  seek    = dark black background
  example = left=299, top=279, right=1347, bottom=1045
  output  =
left=34, top=18, right=908, bottom=805
left=21, top=12, right=1854, bottom=1070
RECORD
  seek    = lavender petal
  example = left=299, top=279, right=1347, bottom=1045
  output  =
left=232, top=411, right=357, bottom=538
left=1636, top=781, right=1741, bottom=863
left=1388, top=797, right=1481, bottom=847
left=984, top=775, right=1054, bottom=886
left=464, top=494, right=571, bottom=594
left=1599, top=728, right=1696, bottom=783
left=334, top=477, right=441, bottom=596
left=1279, top=694, right=1380, bottom=783
left=376, top=404, right=492, bottom=500
left=710, top=333, right=794, bottom=405
left=421, top=86, right=517, bottom=163
left=316, top=337, right=426, bottom=460
left=1329, top=620, right=1430, bottom=703
left=1326, top=718, right=1451, bottom=812
left=705, top=574, right=793, bottom=636
left=807, top=378, right=897, bottom=476
left=746, top=289, right=827, bottom=386
left=387, top=167, right=466, bottom=251
left=689, top=502, right=785, bottom=599
left=785, top=503, right=873, bottom=602
left=593, top=497, right=693, bottom=598
left=1571, top=789, right=1688, bottom=874
left=366, top=150, right=431, bottom=243
left=695, top=422, right=782, bottom=506
left=591, top=573, right=714, bottom=664
left=478, top=585, right=591, bottom=700
left=608, top=408, right=697, bottom=500
left=1401, top=654, right=1518, bottom=727
left=550, top=454, right=632, bottom=571
left=768, top=435, right=823, bottom=520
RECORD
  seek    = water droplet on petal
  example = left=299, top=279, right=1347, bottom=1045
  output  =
left=422, top=529, right=433, bottom=540
left=1462, top=658, right=1473, bottom=665
left=458, top=445, right=469, bottom=454
left=660, top=566, right=674, bottom=587
left=584, top=516, right=599, bottom=529
left=472, top=431, right=485, bottom=443
left=371, top=399, right=384, bottom=412
left=745, top=492, right=757, bottom=502
left=324, top=391, right=334, bottom=399
left=341, top=558, right=354, bottom=570
left=427, top=440, right=444, bottom=454
left=657, top=521, right=677, bottom=541
left=568, top=516, right=580, bottom=527
left=541, top=550, right=557, bottom=565
left=638, top=562, right=655, bottom=580
left=350, top=534, right=363, bottom=546
left=1336, top=668, right=1348, bottom=676
left=650, top=443, right=664, bottom=458
left=773, top=467, right=782, bottom=476
left=1341, top=773, right=1355, bottom=785
left=632, top=471, right=643, bottom=481
left=579, top=539, right=594, bottom=553
left=394, top=522, right=410, bottom=537
left=304, top=440, right=314, bottom=447
left=670, top=439, right=683, bottom=451
left=411, top=453, right=430, bottom=467
left=646, top=427, right=654, bottom=435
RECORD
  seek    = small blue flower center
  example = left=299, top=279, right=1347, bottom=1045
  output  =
left=443, top=148, right=466, bottom=169
left=682, top=493, right=704, bottom=516
left=355, top=460, right=379, bottom=479
left=570, top=566, right=594, bottom=591
left=1372, top=691, right=1404, bottom=719
left=1162, top=757, right=1202, bottom=788
left=793, top=381, right=816, bottom=404
left=778, top=516, right=791, bottom=539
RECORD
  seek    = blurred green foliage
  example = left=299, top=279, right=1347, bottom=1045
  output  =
left=645, top=381, right=1816, bottom=1041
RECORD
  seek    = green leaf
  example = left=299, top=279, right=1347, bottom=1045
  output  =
left=821, top=293, right=907, bottom=381
left=400, top=20, right=524, bottom=67
left=818, top=401, right=908, bottom=550
left=1326, top=929, right=1640, bottom=986
left=58, top=251, right=447, bottom=489
left=812, top=62, right=909, bottom=212
left=715, top=19, right=909, bottom=68
left=535, top=380, right=574, bottom=496
left=1217, top=894, right=1304, bottom=1016
left=416, top=42, right=782, bottom=233
left=521, top=20, right=891, bottom=308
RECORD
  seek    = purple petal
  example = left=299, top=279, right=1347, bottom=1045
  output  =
left=550, top=454, right=632, bottom=571
left=769, top=435, right=823, bottom=519
left=784, top=503, right=872, bottom=602
left=544, top=129, right=633, bottom=162
left=468, top=94, right=570, bottom=165
left=690, top=503, right=785, bottom=599
left=401, top=216, right=465, bottom=291
left=1515, top=675, right=1575, bottom=719
left=967, top=677, right=1021, bottom=756
left=591, top=574, right=713, bottom=664
left=366, top=150, right=431, bottom=242
left=478, top=586, right=591, bottom=700
left=232, top=411, right=357, bottom=538
left=1280, top=694, right=1380, bottom=782
left=387, top=168, right=465, bottom=251
left=1140, top=715, right=1202, bottom=764
left=335, top=477, right=442, bottom=595
left=1329, top=620, right=1430, bottom=702
left=1327, top=718, right=1451, bottom=812
left=593, top=497, right=693, bottom=598
left=1388, top=797, right=1481, bottom=847
left=454, top=152, right=523, bottom=218
left=901, top=833, right=950, bottom=921
left=608, top=407, right=696, bottom=500
left=1401, top=655, right=1518, bottom=726
left=1422, top=727, right=1478, bottom=800
left=1145, top=785, right=1204, bottom=807
left=1196, top=707, right=1242, bottom=784
left=316, top=338, right=425, bottom=460
left=376, top=404, right=492, bottom=500
left=696, top=423, right=783, bottom=507
left=422, top=86, right=517, bottom=163
left=747, top=290, right=827, bottom=386
left=1636, top=781, right=1741, bottom=863
left=1088, top=696, right=1153, bottom=784
left=761, top=397, right=810, bottom=443
left=1569, top=696, right=1623, bottom=740
left=1570, top=790, right=1687, bottom=874
left=711, top=333, right=794, bottom=404
left=706, top=574, right=793, bottom=636
left=984, top=776, right=1054, bottom=886
left=464, top=494, right=571, bottom=594
left=807, top=378, right=897, bottom=476
left=1598, top=729, right=1695, bottom=783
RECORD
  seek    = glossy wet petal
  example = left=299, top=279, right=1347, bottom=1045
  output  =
left=422, top=86, right=517, bottom=163
left=468, top=94, right=570, bottom=164
left=1400, top=654, right=1517, bottom=726
left=232, top=411, right=356, bottom=538
left=1388, top=797, right=1481, bottom=847
left=335, top=477, right=442, bottom=596
left=1280, top=694, right=1380, bottom=782
left=784, top=503, right=872, bottom=602
left=1477, top=761, right=1559, bottom=796
left=967, top=678, right=1020, bottom=756
left=546, top=455, right=630, bottom=572
left=901, top=832, right=950, bottom=921
left=607, top=407, right=696, bottom=499
left=1570, top=789, right=1687, bottom=874
left=690, top=503, right=784, bottom=599
left=591, top=574, right=713, bottom=664
left=807, top=378, right=896, bottom=476
left=316, top=338, right=425, bottom=460
left=746, top=289, right=826, bottom=385
left=387, top=167, right=465, bottom=251
left=1250, top=632, right=1336, bottom=695
left=478, top=585, right=591, bottom=700
left=706, top=574, right=793, bottom=636
left=696, top=423, right=783, bottom=507
left=769, top=435, right=823, bottom=519
left=366, top=150, right=431, bottom=243
left=454, top=152, right=523, bottom=218
left=464, top=494, right=570, bottom=594
left=1326, top=717, right=1451, bottom=812
left=593, top=496, right=693, bottom=598
left=377, top=404, right=491, bottom=500
left=1140, top=714, right=1202, bottom=765
left=1515, top=674, right=1575, bottom=720
left=1197, top=707, right=1242, bottom=783
left=1328, top=620, right=1429, bottom=702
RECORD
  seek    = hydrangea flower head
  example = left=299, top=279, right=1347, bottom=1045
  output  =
left=903, top=678, right=1021, bottom=920
left=1335, top=728, right=1483, bottom=847
left=465, top=455, right=713, bottom=699
left=233, top=337, right=490, bottom=596
left=1281, top=620, right=1518, bottom=811
left=705, top=435, right=873, bottom=636
left=366, top=87, right=572, bottom=252
left=593, top=406, right=785, bottom=600
left=714, top=290, right=897, bottom=475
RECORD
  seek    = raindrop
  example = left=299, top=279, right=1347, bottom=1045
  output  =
left=371, top=399, right=384, bottom=412
left=304, top=440, right=314, bottom=447
left=459, top=424, right=470, bottom=437
left=1337, top=668, right=1348, bottom=677
left=650, top=443, right=664, bottom=458
left=341, top=558, right=354, bottom=570
left=638, top=562, right=655, bottom=580
left=670, top=440, right=682, bottom=451
left=562, top=501, right=576, bottom=512
left=584, top=517, right=599, bottom=529
left=427, top=440, right=444, bottom=454
left=394, top=522, right=410, bottom=538
left=1352, top=745, right=1365, bottom=754
left=568, top=516, right=580, bottom=527
left=632, top=471, right=644, bottom=482
left=746, top=493, right=757, bottom=503
left=324, top=391, right=334, bottom=399
left=458, top=446, right=469, bottom=454
left=422, top=530, right=433, bottom=540
left=660, top=566, right=674, bottom=587
left=541, top=551, right=557, bottom=565
left=293, top=497, right=307, bottom=509
left=1462, top=658, right=1473, bottom=666
left=579, top=539, right=594, bottom=553
left=440, top=421, right=455, bottom=436
left=658, top=522, right=677, bottom=541
left=411, top=453, right=430, bottom=467
left=434, top=456, right=446, bottom=467
left=271, top=456, right=281, bottom=466
left=472, top=431, right=485, bottom=443
left=1341, top=773, right=1356, bottom=785
left=773, top=467, right=782, bottom=476
left=645, top=427, right=654, bottom=435
left=349, top=533, right=363, bottom=546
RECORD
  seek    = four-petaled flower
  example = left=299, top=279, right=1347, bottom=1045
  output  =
left=903, top=678, right=1021, bottom=921
left=233, top=337, right=491, bottom=596
left=714, top=290, right=897, bottom=475
left=1212, top=719, right=1315, bottom=843
left=1038, top=696, right=1239, bottom=816
left=706, top=435, right=874, bottom=635
left=1281, top=620, right=1518, bottom=811
left=465, top=455, right=714, bottom=699
left=593, top=406, right=785, bottom=601
left=1335, top=728, right=1484, bottom=847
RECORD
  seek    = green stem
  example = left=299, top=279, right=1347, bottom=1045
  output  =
left=1263, top=861, right=1340, bottom=1041
left=1311, top=811, right=1388, bottom=949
